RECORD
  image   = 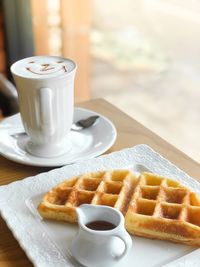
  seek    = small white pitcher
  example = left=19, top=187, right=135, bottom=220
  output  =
left=71, top=204, right=132, bottom=267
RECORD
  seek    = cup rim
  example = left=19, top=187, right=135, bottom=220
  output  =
left=10, top=55, right=77, bottom=80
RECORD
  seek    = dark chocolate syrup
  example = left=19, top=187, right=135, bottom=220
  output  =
left=85, top=220, right=116, bottom=231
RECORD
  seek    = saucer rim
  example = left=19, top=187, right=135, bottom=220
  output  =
left=0, top=107, right=117, bottom=167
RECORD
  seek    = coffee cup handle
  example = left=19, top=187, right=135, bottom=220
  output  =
left=113, top=230, right=132, bottom=260
left=38, top=87, right=54, bottom=135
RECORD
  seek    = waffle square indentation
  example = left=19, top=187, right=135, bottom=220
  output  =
left=81, top=178, right=102, bottom=191
left=63, top=178, right=78, bottom=188
left=189, top=193, right=200, bottom=206
left=110, top=170, right=130, bottom=181
left=48, top=188, right=72, bottom=205
left=145, top=175, right=163, bottom=186
left=161, top=204, right=181, bottom=220
left=89, top=171, right=105, bottom=179
left=166, top=179, right=180, bottom=188
left=100, top=194, right=118, bottom=207
left=76, top=191, right=95, bottom=206
left=163, top=188, right=187, bottom=204
left=141, top=186, right=159, bottom=200
left=105, top=182, right=122, bottom=194
left=187, top=207, right=200, bottom=226
left=137, top=199, right=156, bottom=216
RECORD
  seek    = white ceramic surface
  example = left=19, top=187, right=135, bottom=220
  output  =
left=0, top=144, right=200, bottom=267
left=71, top=204, right=132, bottom=267
left=11, top=56, right=77, bottom=157
left=0, top=108, right=117, bottom=167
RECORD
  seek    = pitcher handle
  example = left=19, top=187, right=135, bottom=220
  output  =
left=38, top=87, right=54, bottom=135
left=113, top=229, right=132, bottom=260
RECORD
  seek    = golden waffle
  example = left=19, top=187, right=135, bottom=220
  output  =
left=125, top=172, right=200, bottom=246
left=38, top=170, right=136, bottom=223
left=38, top=170, right=200, bottom=245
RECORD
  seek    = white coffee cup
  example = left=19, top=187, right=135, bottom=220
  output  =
left=10, top=56, right=77, bottom=158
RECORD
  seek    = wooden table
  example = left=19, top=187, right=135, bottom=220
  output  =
left=1, top=98, right=200, bottom=267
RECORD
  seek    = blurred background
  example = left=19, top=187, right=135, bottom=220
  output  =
left=0, top=0, right=200, bottom=161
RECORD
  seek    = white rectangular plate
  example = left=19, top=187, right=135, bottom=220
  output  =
left=0, top=144, right=200, bottom=267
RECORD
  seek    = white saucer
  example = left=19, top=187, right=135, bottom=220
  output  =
left=0, top=108, right=117, bottom=167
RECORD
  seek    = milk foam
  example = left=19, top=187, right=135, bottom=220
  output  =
left=11, top=56, right=75, bottom=78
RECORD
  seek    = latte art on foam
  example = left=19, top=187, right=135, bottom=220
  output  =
left=11, top=56, right=75, bottom=79
left=26, top=61, right=67, bottom=76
